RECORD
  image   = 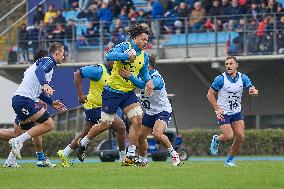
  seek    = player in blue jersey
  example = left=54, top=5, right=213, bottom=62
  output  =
left=57, top=61, right=126, bottom=167
left=8, top=42, right=67, bottom=159
left=76, top=24, right=154, bottom=166
left=207, top=56, right=258, bottom=166
left=0, top=50, right=56, bottom=168
left=119, top=55, right=181, bottom=166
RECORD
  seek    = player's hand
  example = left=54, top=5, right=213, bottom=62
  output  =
left=52, top=100, right=67, bottom=112
left=249, top=86, right=258, bottom=96
left=215, top=108, right=224, bottom=121
left=78, top=94, right=87, bottom=104
left=39, top=100, right=48, bottom=111
left=43, top=84, right=55, bottom=96
left=145, top=80, right=154, bottom=96
left=119, top=68, right=131, bottom=79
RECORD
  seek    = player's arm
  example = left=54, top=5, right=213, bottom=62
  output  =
left=139, top=53, right=154, bottom=95
left=38, top=92, right=54, bottom=106
left=74, top=65, right=103, bottom=103
left=120, top=69, right=163, bottom=90
left=207, top=75, right=224, bottom=120
left=105, top=42, right=135, bottom=63
left=35, top=57, right=55, bottom=96
left=38, top=92, right=67, bottom=112
left=242, top=74, right=258, bottom=96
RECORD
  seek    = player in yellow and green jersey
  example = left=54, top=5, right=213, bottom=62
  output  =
left=77, top=24, right=154, bottom=166
left=57, top=61, right=126, bottom=167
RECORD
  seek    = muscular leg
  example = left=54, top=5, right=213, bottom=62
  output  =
left=26, top=117, right=54, bottom=137
left=217, top=124, right=234, bottom=142
left=70, top=122, right=93, bottom=149
left=32, top=135, right=43, bottom=152
left=123, top=103, right=143, bottom=156
left=10, top=108, right=54, bottom=159
left=81, top=116, right=125, bottom=144
left=152, top=120, right=171, bottom=148
left=229, top=120, right=245, bottom=156
left=4, top=124, right=23, bottom=166
left=5, top=123, right=48, bottom=166
left=57, top=122, right=93, bottom=167
left=111, top=116, right=126, bottom=152
left=86, top=122, right=111, bottom=140
left=0, top=129, right=16, bottom=141
left=77, top=116, right=126, bottom=162
left=0, top=123, right=23, bottom=141
left=138, top=126, right=152, bottom=157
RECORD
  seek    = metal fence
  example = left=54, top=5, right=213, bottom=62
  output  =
left=2, top=13, right=284, bottom=64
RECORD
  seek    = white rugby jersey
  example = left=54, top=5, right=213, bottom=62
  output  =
left=217, top=72, right=243, bottom=115
left=14, top=60, right=54, bottom=101
left=140, top=70, right=172, bottom=115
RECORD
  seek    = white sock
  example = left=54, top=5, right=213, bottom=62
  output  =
left=16, top=132, right=31, bottom=144
left=139, top=155, right=147, bottom=163
left=119, top=150, right=126, bottom=162
left=80, top=136, right=90, bottom=147
left=167, top=146, right=176, bottom=156
left=5, top=151, right=16, bottom=165
left=126, top=145, right=136, bottom=156
left=63, top=145, right=74, bottom=157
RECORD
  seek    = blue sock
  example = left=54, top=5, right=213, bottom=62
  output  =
left=226, top=155, right=234, bottom=162
left=36, top=152, right=46, bottom=161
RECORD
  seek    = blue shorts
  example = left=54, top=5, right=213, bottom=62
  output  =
left=12, top=95, right=43, bottom=122
left=143, top=111, right=172, bottom=129
left=217, top=112, right=244, bottom=126
left=102, top=89, right=139, bottom=114
left=84, top=107, right=101, bottom=124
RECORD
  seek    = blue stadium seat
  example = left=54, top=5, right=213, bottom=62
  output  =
left=62, top=11, right=87, bottom=21
left=78, top=45, right=100, bottom=49
left=163, top=32, right=239, bottom=46
left=277, top=0, right=284, bottom=7
left=76, top=24, right=87, bottom=36
left=133, top=0, right=148, bottom=6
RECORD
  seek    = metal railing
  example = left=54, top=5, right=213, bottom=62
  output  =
left=52, top=105, right=85, bottom=132
left=2, top=13, right=284, bottom=63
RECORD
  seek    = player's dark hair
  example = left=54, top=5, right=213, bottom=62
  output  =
left=226, top=56, right=237, bottom=61
left=48, top=42, right=64, bottom=55
left=128, top=24, right=149, bottom=39
left=149, top=54, right=156, bottom=68
left=33, top=49, right=48, bottom=62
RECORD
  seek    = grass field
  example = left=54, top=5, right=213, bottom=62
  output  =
left=0, top=159, right=283, bottom=189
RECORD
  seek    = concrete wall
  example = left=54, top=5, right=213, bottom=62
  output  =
left=0, top=76, right=18, bottom=124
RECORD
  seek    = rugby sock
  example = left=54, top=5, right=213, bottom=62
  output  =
left=126, top=145, right=136, bottom=156
left=63, top=145, right=74, bottom=157
left=168, top=146, right=176, bottom=156
left=80, top=136, right=90, bottom=147
left=5, top=151, right=16, bottom=165
left=215, top=136, right=220, bottom=142
left=36, top=151, right=46, bottom=161
left=226, top=155, right=234, bottom=162
left=16, top=132, right=31, bottom=143
left=139, top=155, right=148, bottom=163
left=119, top=150, right=126, bottom=162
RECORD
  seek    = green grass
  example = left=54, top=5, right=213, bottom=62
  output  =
left=0, top=161, right=283, bottom=189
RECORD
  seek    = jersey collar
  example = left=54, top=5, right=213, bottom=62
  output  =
left=49, top=55, right=57, bottom=67
left=130, top=40, right=141, bottom=55
left=225, top=72, right=239, bottom=82
left=149, top=69, right=155, bottom=76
